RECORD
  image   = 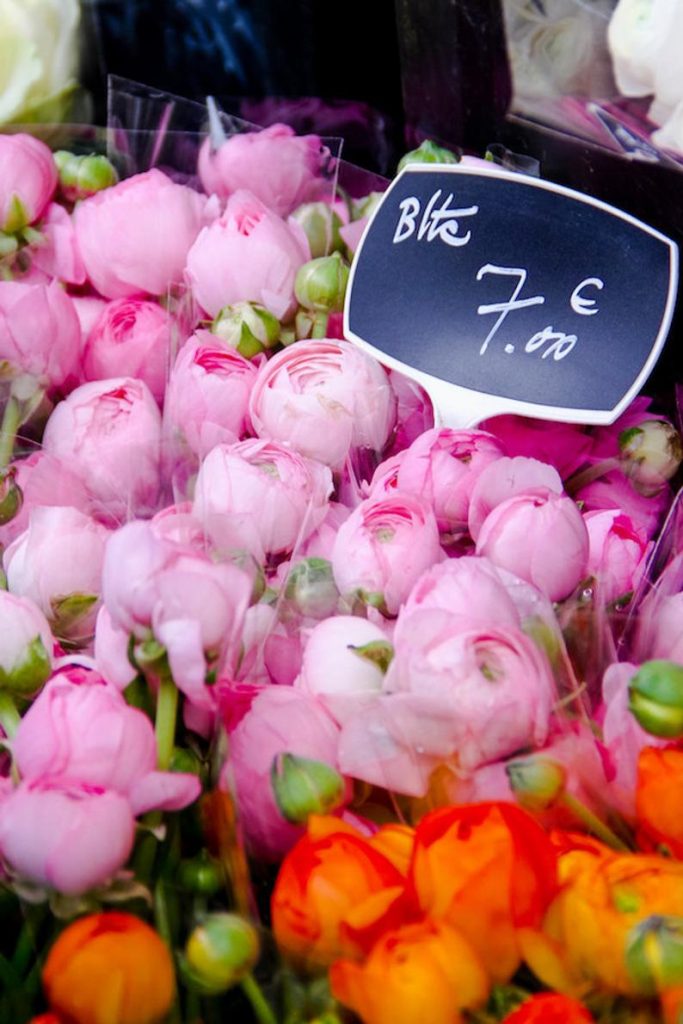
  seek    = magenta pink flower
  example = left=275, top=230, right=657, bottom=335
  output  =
left=198, top=123, right=325, bottom=218
left=476, top=491, right=589, bottom=601
left=583, top=509, right=650, bottom=605
left=74, top=168, right=210, bottom=299
left=481, top=413, right=592, bottom=480
left=0, top=134, right=57, bottom=232
left=249, top=339, right=396, bottom=470
left=82, top=298, right=172, bottom=405
left=186, top=189, right=309, bottom=319
left=332, top=494, right=442, bottom=615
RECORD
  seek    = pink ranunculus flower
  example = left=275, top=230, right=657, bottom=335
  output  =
left=0, top=450, right=92, bottom=550
left=193, top=438, right=333, bottom=561
left=337, top=616, right=557, bottom=798
left=332, top=494, right=442, bottom=615
left=583, top=509, right=650, bottom=605
left=3, top=506, right=110, bottom=643
left=0, top=778, right=135, bottom=895
left=13, top=666, right=200, bottom=814
left=575, top=469, right=670, bottom=540
left=223, top=686, right=346, bottom=861
left=74, top=168, right=210, bottom=299
left=295, top=615, right=391, bottom=724
left=476, top=491, right=589, bottom=602
left=102, top=521, right=252, bottom=708
left=42, top=377, right=162, bottom=524
left=198, top=123, right=325, bottom=218
left=186, top=189, right=309, bottom=319
left=71, top=295, right=109, bottom=340
left=82, top=298, right=172, bottom=406
left=29, top=202, right=86, bottom=285
left=384, top=427, right=507, bottom=535
left=0, top=280, right=81, bottom=392
left=0, top=134, right=57, bottom=232
left=0, top=590, right=54, bottom=695
left=299, top=501, right=351, bottom=560
left=467, top=456, right=563, bottom=541
left=164, top=330, right=259, bottom=460
left=249, top=339, right=396, bottom=470
left=481, top=413, right=592, bottom=480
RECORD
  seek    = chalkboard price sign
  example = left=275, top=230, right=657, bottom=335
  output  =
left=344, top=164, right=679, bottom=427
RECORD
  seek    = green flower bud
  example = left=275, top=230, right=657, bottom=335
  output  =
left=290, top=202, right=344, bottom=259
left=2, top=195, right=29, bottom=235
left=271, top=753, right=345, bottom=824
left=178, top=851, right=223, bottom=895
left=211, top=301, right=280, bottom=356
left=626, top=915, right=683, bottom=996
left=629, top=660, right=683, bottom=738
left=397, top=140, right=460, bottom=173
left=170, top=746, right=204, bottom=776
left=54, top=151, right=118, bottom=202
left=294, top=252, right=350, bottom=313
left=0, top=232, right=19, bottom=258
left=351, top=192, right=384, bottom=222
left=619, top=420, right=683, bottom=496
left=284, top=558, right=340, bottom=619
left=0, top=635, right=51, bottom=697
left=50, top=592, right=98, bottom=642
left=506, top=757, right=566, bottom=813
left=184, top=913, right=260, bottom=994
left=0, top=468, right=22, bottom=525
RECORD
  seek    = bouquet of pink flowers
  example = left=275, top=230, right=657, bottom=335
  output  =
left=1, top=87, right=683, bottom=1024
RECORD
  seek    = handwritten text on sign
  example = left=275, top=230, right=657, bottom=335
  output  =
left=345, top=166, right=678, bottom=423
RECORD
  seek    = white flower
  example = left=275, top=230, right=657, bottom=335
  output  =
left=608, top=0, right=683, bottom=149
left=0, top=0, right=80, bottom=125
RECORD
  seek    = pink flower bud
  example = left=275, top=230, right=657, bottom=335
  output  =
left=82, top=298, right=173, bottom=405
left=476, top=491, right=589, bottom=601
left=74, top=169, right=210, bottom=299
left=583, top=510, right=650, bottom=605
left=186, top=189, right=309, bottom=319
left=249, top=339, right=396, bottom=471
left=42, top=378, right=162, bottom=524
left=0, top=280, right=81, bottom=391
left=198, top=124, right=325, bottom=218
left=0, top=134, right=57, bottom=233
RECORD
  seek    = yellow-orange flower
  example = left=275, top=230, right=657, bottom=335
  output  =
left=523, top=847, right=683, bottom=997
left=409, top=801, right=558, bottom=983
left=42, top=912, right=175, bottom=1024
left=271, top=815, right=409, bottom=970
left=330, top=918, right=489, bottom=1024
left=500, top=993, right=594, bottom=1022
left=636, top=747, right=683, bottom=857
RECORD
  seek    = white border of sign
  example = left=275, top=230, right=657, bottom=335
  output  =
left=343, top=163, right=679, bottom=429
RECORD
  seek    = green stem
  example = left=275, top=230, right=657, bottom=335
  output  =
left=240, top=973, right=278, bottom=1024
left=11, top=907, right=43, bottom=976
left=565, top=457, right=622, bottom=497
left=0, top=397, right=21, bottom=470
left=154, top=878, right=181, bottom=1024
left=0, top=691, right=20, bottom=739
left=155, top=669, right=178, bottom=771
left=561, top=793, right=631, bottom=852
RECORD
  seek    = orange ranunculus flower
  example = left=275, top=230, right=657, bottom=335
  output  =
left=271, top=815, right=410, bottom=970
left=662, top=984, right=683, bottom=1023
left=368, top=823, right=415, bottom=875
left=409, top=801, right=558, bottom=983
left=501, top=993, right=594, bottom=1022
left=636, top=747, right=683, bottom=857
left=523, top=847, right=683, bottom=998
left=330, top=917, right=489, bottom=1024
left=42, top=912, right=175, bottom=1024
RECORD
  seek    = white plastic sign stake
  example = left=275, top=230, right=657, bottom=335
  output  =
left=344, top=163, right=678, bottom=428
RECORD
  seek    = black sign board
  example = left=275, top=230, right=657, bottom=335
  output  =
left=344, top=165, right=678, bottom=427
